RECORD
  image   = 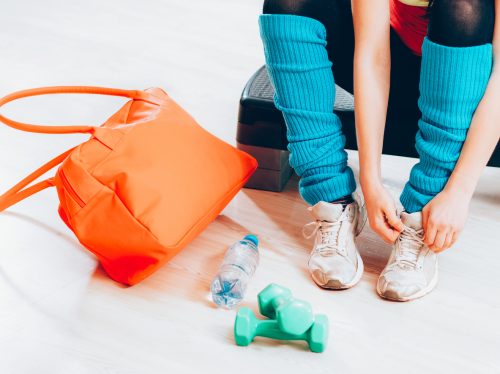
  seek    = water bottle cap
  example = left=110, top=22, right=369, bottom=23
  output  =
left=243, top=234, right=258, bottom=247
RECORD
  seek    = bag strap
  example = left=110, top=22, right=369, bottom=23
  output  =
left=0, top=86, right=160, bottom=211
left=0, top=86, right=161, bottom=134
left=0, top=147, right=74, bottom=212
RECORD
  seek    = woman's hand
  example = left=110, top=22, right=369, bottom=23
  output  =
left=422, top=187, right=472, bottom=253
left=363, top=181, right=404, bottom=244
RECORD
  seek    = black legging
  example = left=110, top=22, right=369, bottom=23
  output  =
left=262, top=0, right=495, bottom=155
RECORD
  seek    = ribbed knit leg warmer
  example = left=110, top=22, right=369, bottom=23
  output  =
left=259, top=14, right=356, bottom=205
left=400, top=37, right=492, bottom=213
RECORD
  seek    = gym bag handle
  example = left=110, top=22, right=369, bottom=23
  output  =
left=0, top=148, right=75, bottom=212
left=0, top=86, right=161, bottom=134
left=0, top=86, right=162, bottom=212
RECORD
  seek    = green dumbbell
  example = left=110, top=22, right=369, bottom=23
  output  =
left=234, top=307, right=329, bottom=353
left=258, top=283, right=314, bottom=335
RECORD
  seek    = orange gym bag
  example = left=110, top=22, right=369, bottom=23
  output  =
left=0, top=86, right=257, bottom=285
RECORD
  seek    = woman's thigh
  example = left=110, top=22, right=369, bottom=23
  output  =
left=262, top=0, right=423, bottom=147
left=385, top=0, right=496, bottom=156
left=428, top=0, right=495, bottom=46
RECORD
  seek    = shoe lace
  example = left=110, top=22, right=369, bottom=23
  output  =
left=394, top=227, right=425, bottom=270
left=302, top=217, right=347, bottom=256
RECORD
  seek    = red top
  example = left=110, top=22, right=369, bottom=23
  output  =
left=390, top=0, right=429, bottom=56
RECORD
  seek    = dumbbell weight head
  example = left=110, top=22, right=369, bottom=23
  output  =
left=234, top=307, right=329, bottom=353
left=258, top=283, right=314, bottom=335
left=235, top=307, right=307, bottom=347
left=258, top=284, right=292, bottom=318
left=307, top=314, right=329, bottom=353
left=234, top=307, right=259, bottom=346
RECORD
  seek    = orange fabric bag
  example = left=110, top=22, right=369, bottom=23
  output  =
left=0, top=86, right=257, bottom=285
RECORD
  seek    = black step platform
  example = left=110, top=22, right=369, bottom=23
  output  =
left=237, top=66, right=500, bottom=191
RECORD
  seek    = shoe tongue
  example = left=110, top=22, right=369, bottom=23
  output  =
left=311, top=201, right=344, bottom=222
left=401, top=211, right=423, bottom=230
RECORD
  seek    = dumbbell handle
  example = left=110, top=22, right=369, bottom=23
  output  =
left=255, top=320, right=309, bottom=341
left=270, top=296, right=288, bottom=312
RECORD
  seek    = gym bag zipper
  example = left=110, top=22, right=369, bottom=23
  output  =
left=59, top=169, right=85, bottom=208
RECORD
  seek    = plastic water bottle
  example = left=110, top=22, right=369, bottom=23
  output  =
left=210, top=234, right=259, bottom=309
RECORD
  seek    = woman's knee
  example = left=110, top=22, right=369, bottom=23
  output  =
left=428, top=0, right=495, bottom=46
left=263, top=0, right=326, bottom=20
left=263, top=0, right=310, bottom=15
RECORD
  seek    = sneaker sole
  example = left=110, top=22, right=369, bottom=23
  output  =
left=376, top=264, right=439, bottom=302
left=313, top=251, right=364, bottom=290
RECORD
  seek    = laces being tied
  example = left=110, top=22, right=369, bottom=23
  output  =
left=303, top=216, right=348, bottom=256
left=395, top=227, right=425, bottom=269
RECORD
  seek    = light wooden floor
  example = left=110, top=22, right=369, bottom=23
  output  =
left=1, top=1, right=499, bottom=373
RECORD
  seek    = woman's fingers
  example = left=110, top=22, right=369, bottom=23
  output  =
left=385, top=208, right=404, bottom=232
left=431, top=230, right=448, bottom=252
left=371, top=214, right=399, bottom=243
left=370, top=217, right=387, bottom=242
left=387, top=228, right=400, bottom=243
left=422, top=207, right=429, bottom=234
left=423, top=221, right=437, bottom=247
left=443, top=232, right=454, bottom=250
left=366, top=191, right=404, bottom=244
left=425, top=224, right=456, bottom=252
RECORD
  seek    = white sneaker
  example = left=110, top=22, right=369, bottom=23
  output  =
left=303, top=201, right=364, bottom=289
left=377, top=211, right=438, bottom=302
